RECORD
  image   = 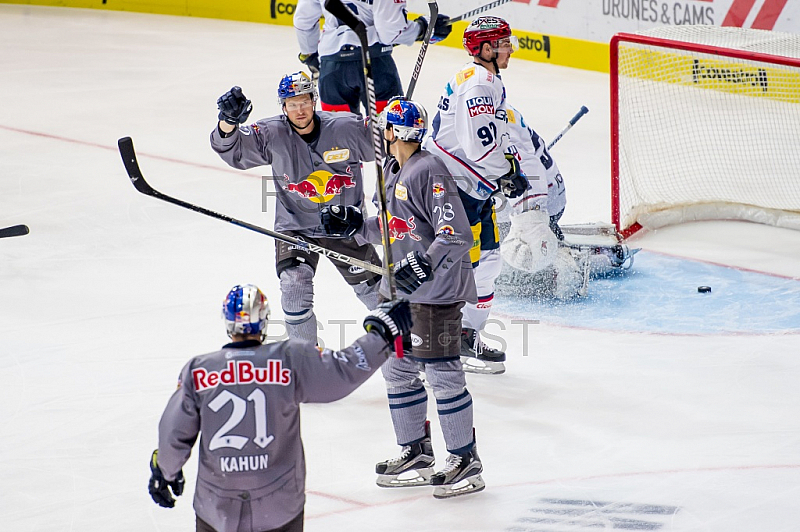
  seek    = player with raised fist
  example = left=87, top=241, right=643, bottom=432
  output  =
left=212, top=72, right=383, bottom=343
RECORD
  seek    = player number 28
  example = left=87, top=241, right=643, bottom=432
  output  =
left=477, top=123, right=497, bottom=147
left=434, top=203, right=456, bottom=224
left=207, top=389, right=275, bottom=451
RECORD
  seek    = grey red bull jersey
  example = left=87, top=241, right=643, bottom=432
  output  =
left=362, top=149, right=477, bottom=305
left=211, top=112, right=373, bottom=237
left=157, top=333, right=391, bottom=532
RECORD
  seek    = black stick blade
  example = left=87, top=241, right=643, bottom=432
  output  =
left=0, top=224, right=30, bottom=238
left=324, top=0, right=363, bottom=33
left=118, top=137, right=155, bottom=196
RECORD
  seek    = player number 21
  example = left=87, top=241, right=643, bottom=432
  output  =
left=207, top=389, right=275, bottom=451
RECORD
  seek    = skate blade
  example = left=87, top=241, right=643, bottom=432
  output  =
left=432, top=475, right=486, bottom=499
left=376, top=468, right=433, bottom=488
left=461, top=357, right=505, bottom=375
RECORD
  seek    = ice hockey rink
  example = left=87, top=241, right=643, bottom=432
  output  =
left=2, top=4, right=800, bottom=531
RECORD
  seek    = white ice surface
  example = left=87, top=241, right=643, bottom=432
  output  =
left=1, top=6, right=799, bottom=532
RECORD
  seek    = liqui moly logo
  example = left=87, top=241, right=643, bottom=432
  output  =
left=193, top=360, right=291, bottom=392
left=466, top=96, right=495, bottom=117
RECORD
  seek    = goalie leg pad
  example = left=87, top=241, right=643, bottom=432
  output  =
left=550, top=247, right=584, bottom=300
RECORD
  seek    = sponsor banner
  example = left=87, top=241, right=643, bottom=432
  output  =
left=7, top=0, right=295, bottom=26
left=17, top=0, right=796, bottom=73
left=408, top=0, right=798, bottom=42
left=433, top=18, right=609, bottom=72
left=618, top=43, right=800, bottom=103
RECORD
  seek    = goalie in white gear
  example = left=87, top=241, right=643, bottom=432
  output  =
left=497, top=104, right=635, bottom=299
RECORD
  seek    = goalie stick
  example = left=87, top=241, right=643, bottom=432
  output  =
left=0, top=224, right=29, bottom=238
left=117, top=137, right=384, bottom=276
left=445, top=0, right=514, bottom=25
left=547, top=106, right=588, bottom=151
left=406, top=1, right=438, bottom=100
left=325, top=0, right=405, bottom=356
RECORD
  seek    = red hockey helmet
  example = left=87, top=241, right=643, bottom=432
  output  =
left=463, top=16, right=513, bottom=56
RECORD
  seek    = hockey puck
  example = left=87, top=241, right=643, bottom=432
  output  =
left=697, top=286, right=711, bottom=293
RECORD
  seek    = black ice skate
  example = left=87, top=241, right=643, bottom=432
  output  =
left=375, top=421, right=435, bottom=488
left=430, top=444, right=485, bottom=499
left=460, top=328, right=506, bottom=375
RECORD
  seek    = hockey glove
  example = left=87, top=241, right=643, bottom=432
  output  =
left=148, top=449, right=185, bottom=508
left=363, top=299, right=412, bottom=344
left=217, top=86, right=253, bottom=126
left=500, top=209, right=558, bottom=273
left=498, top=154, right=529, bottom=199
left=320, top=205, right=364, bottom=237
left=393, top=251, right=433, bottom=294
left=298, top=53, right=320, bottom=81
left=414, top=14, right=452, bottom=44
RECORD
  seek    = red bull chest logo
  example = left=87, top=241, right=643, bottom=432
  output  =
left=283, top=169, right=356, bottom=204
left=382, top=213, right=421, bottom=243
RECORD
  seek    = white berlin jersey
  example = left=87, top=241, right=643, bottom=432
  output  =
left=423, top=62, right=512, bottom=201
left=294, top=0, right=420, bottom=57
left=503, top=103, right=567, bottom=219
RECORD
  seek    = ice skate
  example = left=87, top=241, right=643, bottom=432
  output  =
left=375, top=421, right=435, bottom=488
left=460, top=328, right=506, bottom=375
left=430, top=446, right=485, bottom=499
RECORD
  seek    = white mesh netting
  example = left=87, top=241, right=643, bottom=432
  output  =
left=614, top=26, right=800, bottom=233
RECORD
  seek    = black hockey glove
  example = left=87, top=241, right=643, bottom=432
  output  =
left=414, top=14, right=452, bottom=43
left=217, top=86, right=253, bottom=126
left=320, top=205, right=364, bottom=237
left=499, top=154, right=529, bottom=199
left=148, top=450, right=185, bottom=508
left=298, top=52, right=320, bottom=81
left=393, top=251, right=433, bottom=294
left=363, top=299, right=413, bottom=344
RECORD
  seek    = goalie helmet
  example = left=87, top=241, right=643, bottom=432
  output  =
left=277, top=71, right=317, bottom=104
left=463, top=16, right=516, bottom=56
left=222, top=284, right=270, bottom=340
left=379, top=97, right=428, bottom=143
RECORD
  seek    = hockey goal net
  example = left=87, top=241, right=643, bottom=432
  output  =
left=611, top=26, right=800, bottom=238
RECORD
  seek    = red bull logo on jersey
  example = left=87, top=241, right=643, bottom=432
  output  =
left=381, top=213, right=421, bottom=243
left=282, top=169, right=357, bottom=204
left=193, top=360, right=291, bottom=392
left=466, top=96, right=495, bottom=117
left=432, top=182, right=446, bottom=198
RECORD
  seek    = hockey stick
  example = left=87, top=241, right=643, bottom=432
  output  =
left=117, top=137, right=384, bottom=276
left=547, top=106, right=588, bottom=151
left=445, top=0, right=514, bottom=25
left=406, top=1, right=438, bottom=100
left=0, top=224, right=29, bottom=238
left=325, top=0, right=404, bottom=357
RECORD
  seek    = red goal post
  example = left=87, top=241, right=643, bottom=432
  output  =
left=610, top=27, right=800, bottom=238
